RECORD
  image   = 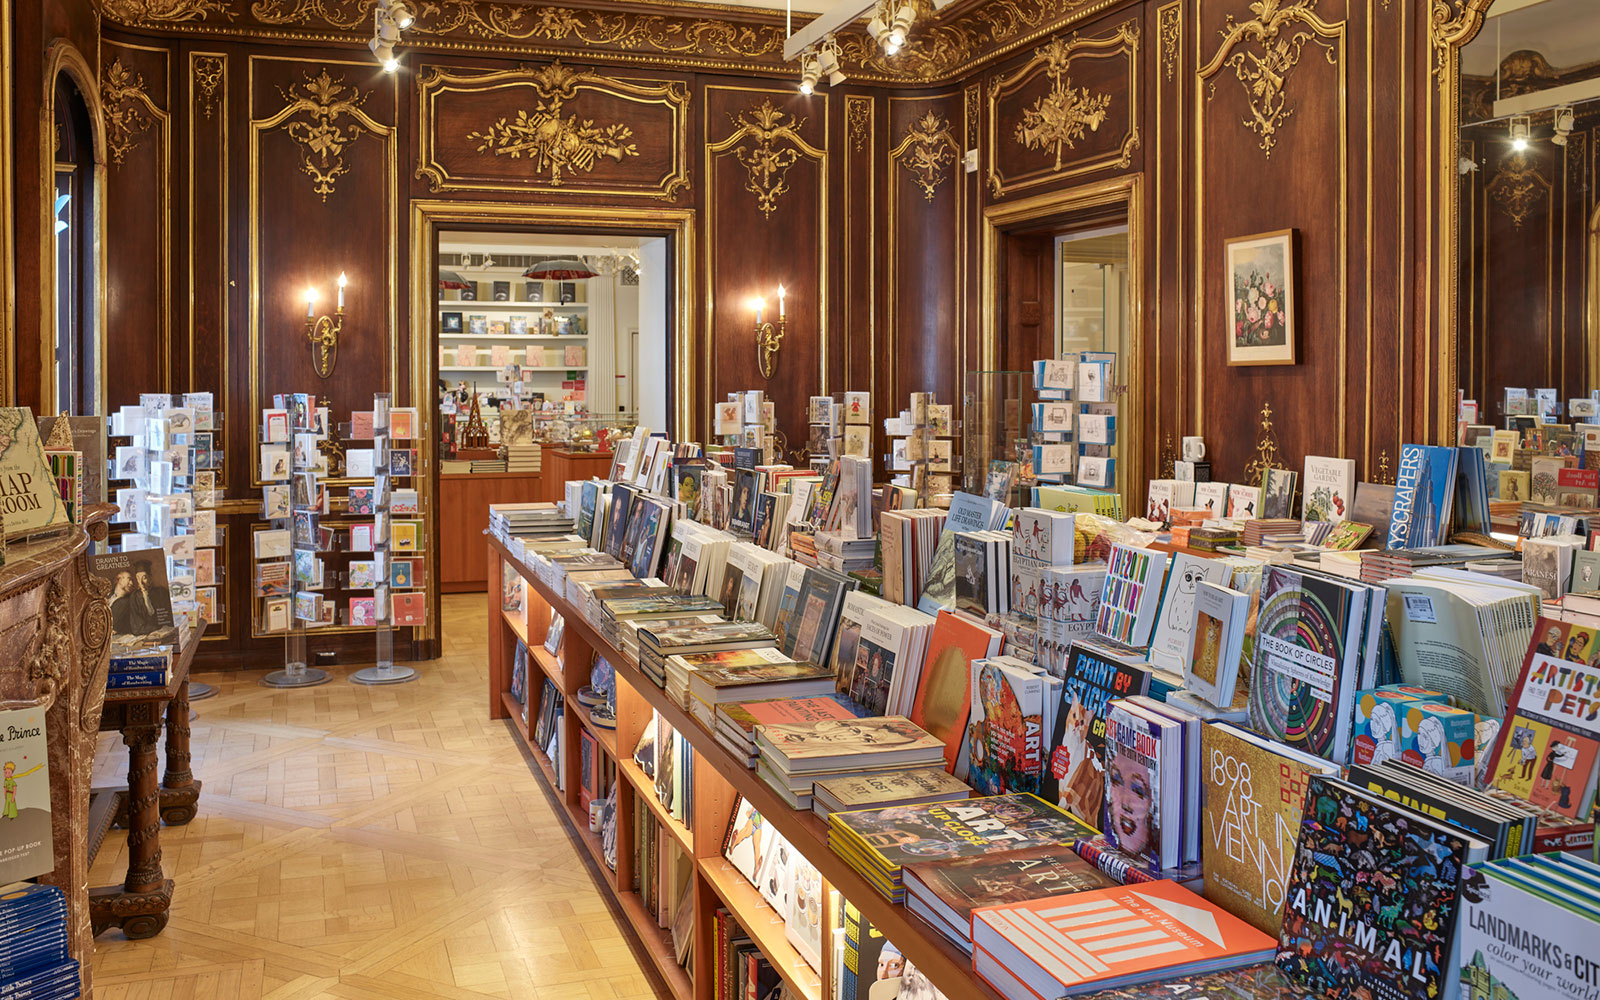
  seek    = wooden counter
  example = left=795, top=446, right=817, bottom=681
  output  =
left=438, top=472, right=545, bottom=593
left=547, top=449, right=613, bottom=497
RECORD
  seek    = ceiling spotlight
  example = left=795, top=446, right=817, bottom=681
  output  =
left=888, top=2, right=915, bottom=49
left=369, top=36, right=398, bottom=73
left=387, top=0, right=414, bottom=29
left=1509, top=114, right=1531, bottom=152
left=371, top=3, right=403, bottom=72
left=798, top=50, right=821, bottom=95
left=1553, top=105, right=1574, bottom=146
left=818, top=36, right=846, bottom=86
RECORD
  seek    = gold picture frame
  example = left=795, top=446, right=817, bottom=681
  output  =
left=1224, top=228, right=1297, bottom=367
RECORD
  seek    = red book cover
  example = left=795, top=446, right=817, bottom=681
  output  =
left=392, top=592, right=427, bottom=626
left=972, top=879, right=1276, bottom=999
left=909, top=610, right=1004, bottom=769
left=1557, top=467, right=1599, bottom=490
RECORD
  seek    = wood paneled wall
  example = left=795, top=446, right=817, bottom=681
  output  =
left=1, top=0, right=1494, bottom=661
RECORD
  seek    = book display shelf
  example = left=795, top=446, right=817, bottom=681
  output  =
left=486, top=533, right=1000, bottom=1000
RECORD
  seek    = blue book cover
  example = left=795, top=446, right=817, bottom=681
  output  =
left=106, top=671, right=169, bottom=689
left=1451, top=446, right=1491, bottom=535
left=1386, top=445, right=1459, bottom=549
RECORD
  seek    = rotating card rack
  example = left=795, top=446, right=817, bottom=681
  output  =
left=352, top=392, right=418, bottom=685
left=261, top=396, right=331, bottom=688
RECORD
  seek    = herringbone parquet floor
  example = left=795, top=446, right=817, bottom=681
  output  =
left=87, top=594, right=663, bottom=1000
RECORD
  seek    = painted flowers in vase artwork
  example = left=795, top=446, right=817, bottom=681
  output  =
left=1225, top=229, right=1297, bottom=366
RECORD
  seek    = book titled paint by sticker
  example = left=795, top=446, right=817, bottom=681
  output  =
left=971, top=879, right=1277, bottom=1000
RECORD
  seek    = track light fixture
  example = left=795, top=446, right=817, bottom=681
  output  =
left=1509, top=114, right=1531, bottom=152
left=817, top=35, right=846, bottom=86
left=1553, top=105, right=1574, bottom=147
left=371, top=0, right=405, bottom=73
left=887, top=2, right=916, bottom=52
left=798, top=49, right=821, bottom=95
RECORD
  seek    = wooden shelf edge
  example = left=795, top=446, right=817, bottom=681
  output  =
left=700, top=857, right=824, bottom=1000
left=499, top=690, right=530, bottom=740
left=574, top=702, right=620, bottom=759
left=613, top=889, right=695, bottom=1000
left=501, top=607, right=531, bottom=648
left=532, top=646, right=562, bottom=683
left=618, top=757, right=694, bottom=856
left=488, top=534, right=1001, bottom=1000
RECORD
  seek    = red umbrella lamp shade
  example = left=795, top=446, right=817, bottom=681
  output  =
left=438, top=270, right=474, bottom=290
left=522, top=258, right=597, bottom=281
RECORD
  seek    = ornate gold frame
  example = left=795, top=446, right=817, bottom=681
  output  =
left=41, top=41, right=109, bottom=416
left=415, top=63, right=692, bottom=200
left=1429, top=0, right=1495, bottom=443
left=984, top=21, right=1140, bottom=199
left=980, top=173, right=1146, bottom=494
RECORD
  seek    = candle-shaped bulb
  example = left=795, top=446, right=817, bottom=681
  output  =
left=751, top=296, right=765, bottom=325
left=778, top=283, right=786, bottom=320
left=305, top=287, right=318, bottom=317
left=337, top=271, right=347, bottom=308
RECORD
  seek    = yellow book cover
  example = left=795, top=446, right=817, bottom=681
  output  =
left=1200, top=723, right=1339, bottom=936
left=0, top=408, right=70, bottom=535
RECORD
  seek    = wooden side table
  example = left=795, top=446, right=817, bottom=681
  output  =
left=88, top=628, right=203, bottom=940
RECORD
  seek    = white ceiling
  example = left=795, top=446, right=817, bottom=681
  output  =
left=1463, top=0, right=1600, bottom=76
left=439, top=230, right=642, bottom=257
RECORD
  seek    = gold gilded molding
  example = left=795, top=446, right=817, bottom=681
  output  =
left=1199, top=0, right=1342, bottom=158
left=101, top=59, right=160, bottom=167
left=724, top=99, right=812, bottom=219
left=1158, top=4, right=1180, bottom=82
left=964, top=83, right=979, bottom=149
left=985, top=22, right=1139, bottom=198
left=264, top=70, right=372, bottom=201
left=193, top=55, right=224, bottom=118
left=417, top=62, right=689, bottom=200
left=1430, top=0, right=1492, bottom=80
left=847, top=96, right=872, bottom=153
left=893, top=110, right=959, bottom=201
left=1488, top=153, right=1545, bottom=229
left=1012, top=40, right=1112, bottom=171
left=101, top=0, right=231, bottom=21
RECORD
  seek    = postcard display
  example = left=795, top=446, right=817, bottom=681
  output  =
left=886, top=393, right=953, bottom=505
left=350, top=393, right=420, bottom=685
left=108, top=393, right=225, bottom=641
left=256, top=397, right=334, bottom=687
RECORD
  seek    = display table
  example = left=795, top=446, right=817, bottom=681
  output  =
left=0, top=505, right=116, bottom=999
left=439, top=471, right=545, bottom=592
left=88, top=626, right=203, bottom=940
left=487, top=533, right=1000, bottom=1000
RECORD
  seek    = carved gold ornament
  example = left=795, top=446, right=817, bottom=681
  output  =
left=847, top=96, right=872, bottom=153
left=894, top=110, right=959, bottom=201
left=1158, top=4, right=1181, bottom=82
left=1201, top=0, right=1341, bottom=158
left=101, top=59, right=160, bottom=167
left=100, top=0, right=232, bottom=21
left=1014, top=61, right=1111, bottom=170
left=725, top=100, right=810, bottom=219
left=273, top=70, right=371, bottom=201
left=193, top=55, right=224, bottom=119
left=465, top=62, right=641, bottom=187
left=1489, top=153, right=1545, bottom=229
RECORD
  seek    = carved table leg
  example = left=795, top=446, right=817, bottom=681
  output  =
left=161, top=679, right=202, bottom=825
left=91, top=704, right=174, bottom=939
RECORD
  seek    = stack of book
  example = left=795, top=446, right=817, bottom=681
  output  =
left=488, top=502, right=575, bottom=543
left=470, top=457, right=508, bottom=473
left=828, top=793, right=1097, bottom=901
left=504, top=443, right=541, bottom=474
left=686, top=657, right=834, bottom=730
left=878, top=508, right=945, bottom=606
left=755, top=715, right=944, bottom=809
left=661, top=645, right=793, bottom=710
left=1239, top=518, right=1302, bottom=546
left=597, top=593, right=722, bottom=648
left=811, top=765, right=970, bottom=818
left=0, top=885, right=77, bottom=1000
left=639, top=619, right=778, bottom=689
left=814, top=532, right=875, bottom=574
left=713, top=691, right=865, bottom=766
left=1356, top=543, right=1514, bottom=584
left=107, top=639, right=173, bottom=690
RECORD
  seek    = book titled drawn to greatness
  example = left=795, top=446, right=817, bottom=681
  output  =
left=0, top=708, right=54, bottom=884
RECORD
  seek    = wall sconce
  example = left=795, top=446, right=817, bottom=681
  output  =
left=751, top=284, right=786, bottom=380
left=304, top=272, right=346, bottom=379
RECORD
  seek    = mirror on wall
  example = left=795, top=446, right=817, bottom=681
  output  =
left=1456, top=0, right=1600, bottom=448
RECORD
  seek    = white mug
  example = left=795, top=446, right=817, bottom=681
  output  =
left=1182, top=436, right=1206, bottom=462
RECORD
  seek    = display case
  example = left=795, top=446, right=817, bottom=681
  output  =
left=962, top=369, right=1036, bottom=504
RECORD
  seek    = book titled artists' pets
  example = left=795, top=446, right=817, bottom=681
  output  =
left=0, top=708, right=54, bottom=883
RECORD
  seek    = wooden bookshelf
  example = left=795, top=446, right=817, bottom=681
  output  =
left=487, top=533, right=1003, bottom=1000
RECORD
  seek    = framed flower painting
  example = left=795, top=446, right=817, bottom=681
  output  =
left=1225, top=229, right=1297, bottom=365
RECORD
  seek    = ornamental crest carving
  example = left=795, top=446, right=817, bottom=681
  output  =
left=893, top=111, right=959, bottom=201
left=1199, top=0, right=1343, bottom=158
left=264, top=70, right=382, bottom=201
left=467, top=64, right=640, bottom=187
left=1013, top=40, right=1112, bottom=171
left=718, top=100, right=822, bottom=219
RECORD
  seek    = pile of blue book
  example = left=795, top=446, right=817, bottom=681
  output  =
left=0, top=884, right=79, bottom=999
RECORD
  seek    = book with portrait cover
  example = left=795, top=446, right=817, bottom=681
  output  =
left=964, top=657, right=1045, bottom=796
left=904, top=843, right=1115, bottom=951
left=1103, top=700, right=1181, bottom=872
left=1277, top=775, right=1485, bottom=1000
left=1200, top=722, right=1340, bottom=936
left=909, top=610, right=1005, bottom=771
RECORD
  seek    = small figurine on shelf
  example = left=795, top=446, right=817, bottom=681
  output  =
left=461, top=392, right=490, bottom=449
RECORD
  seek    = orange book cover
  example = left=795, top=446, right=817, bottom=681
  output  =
left=909, top=610, right=1004, bottom=769
left=972, top=878, right=1276, bottom=999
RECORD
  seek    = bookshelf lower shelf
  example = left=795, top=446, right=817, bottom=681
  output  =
left=488, top=533, right=1000, bottom=1000
left=700, top=858, right=824, bottom=1000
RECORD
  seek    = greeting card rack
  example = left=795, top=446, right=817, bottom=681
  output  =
left=352, top=392, right=418, bottom=685
left=259, top=398, right=330, bottom=688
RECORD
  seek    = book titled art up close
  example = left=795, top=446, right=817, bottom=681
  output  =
left=0, top=708, right=54, bottom=884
